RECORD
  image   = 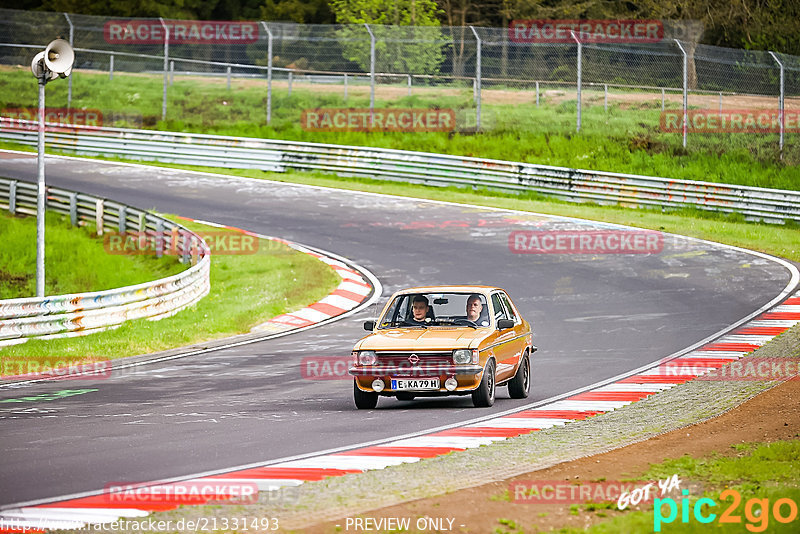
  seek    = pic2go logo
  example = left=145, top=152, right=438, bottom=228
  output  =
left=654, top=489, right=798, bottom=532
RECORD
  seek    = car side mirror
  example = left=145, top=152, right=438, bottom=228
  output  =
left=496, top=318, right=514, bottom=330
left=364, top=320, right=376, bottom=331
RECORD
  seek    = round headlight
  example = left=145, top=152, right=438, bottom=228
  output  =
left=445, top=377, right=458, bottom=391
left=359, top=350, right=377, bottom=365
left=453, top=349, right=472, bottom=365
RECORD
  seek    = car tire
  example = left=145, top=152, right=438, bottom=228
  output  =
left=353, top=380, right=378, bottom=409
left=396, top=393, right=415, bottom=401
left=508, top=352, right=530, bottom=399
left=472, top=359, right=496, bottom=408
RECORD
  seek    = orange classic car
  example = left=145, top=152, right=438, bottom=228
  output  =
left=349, top=286, right=536, bottom=409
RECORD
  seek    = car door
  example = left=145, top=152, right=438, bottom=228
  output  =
left=490, top=292, right=519, bottom=382
left=498, top=291, right=530, bottom=372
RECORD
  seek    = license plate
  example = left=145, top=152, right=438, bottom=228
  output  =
left=391, top=378, right=440, bottom=390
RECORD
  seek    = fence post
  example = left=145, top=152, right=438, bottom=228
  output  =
left=718, top=92, right=722, bottom=120
left=571, top=31, right=581, bottom=132
left=470, top=26, right=482, bottom=131
left=159, top=17, right=169, bottom=121
left=768, top=51, right=785, bottom=159
left=536, top=81, right=539, bottom=107
left=288, top=71, right=293, bottom=96
left=155, top=219, right=164, bottom=258
left=63, top=13, right=73, bottom=109
left=181, top=232, right=190, bottom=264
left=408, top=74, right=412, bottom=96
left=8, top=180, right=16, bottom=214
left=95, top=198, right=104, bottom=236
left=674, top=39, right=688, bottom=148
left=69, top=192, right=77, bottom=226
left=227, top=66, right=231, bottom=90
left=661, top=88, right=665, bottom=111
left=169, top=60, right=174, bottom=86
left=109, top=54, right=114, bottom=81
left=365, top=23, right=375, bottom=126
left=344, top=73, right=348, bottom=102
left=260, top=22, right=273, bottom=125
left=604, top=84, right=608, bottom=112
left=118, top=205, right=127, bottom=234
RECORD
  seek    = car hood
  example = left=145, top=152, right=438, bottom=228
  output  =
left=355, top=327, right=491, bottom=351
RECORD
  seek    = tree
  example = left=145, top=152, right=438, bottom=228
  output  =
left=261, top=0, right=334, bottom=24
left=328, top=0, right=446, bottom=75
left=38, top=0, right=222, bottom=19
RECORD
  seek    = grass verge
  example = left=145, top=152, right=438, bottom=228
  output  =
left=1, top=65, right=798, bottom=189
left=0, top=215, right=341, bottom=373
left=0, top=210, right=185, bottom=299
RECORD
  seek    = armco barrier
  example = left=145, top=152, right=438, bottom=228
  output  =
left=0, top=176, right=210, bottom=347
left=1, top=120, right=799, bottom=222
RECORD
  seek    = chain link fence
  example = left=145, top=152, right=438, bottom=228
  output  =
left=0, top=8, right=797, bottom=154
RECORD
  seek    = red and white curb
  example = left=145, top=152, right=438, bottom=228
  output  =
left=3, top=292, right=797, bottom=532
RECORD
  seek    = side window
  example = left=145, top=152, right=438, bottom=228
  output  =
left=491, top=293, right=509, bottom=322
left=499, top=293, right=518, bottom=323
left=380, top=295, right=409, bottom=327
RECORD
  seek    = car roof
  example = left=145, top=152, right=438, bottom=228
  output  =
left=392, top=285, right=504, bottom=295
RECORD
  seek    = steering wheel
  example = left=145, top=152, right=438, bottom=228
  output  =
left=453, top=318, right=478, bottom=327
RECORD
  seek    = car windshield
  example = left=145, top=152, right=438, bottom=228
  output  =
left=378, top=292, right=491, bottom=329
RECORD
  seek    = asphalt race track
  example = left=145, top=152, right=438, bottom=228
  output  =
left=0, top=151, right=794, bottom=506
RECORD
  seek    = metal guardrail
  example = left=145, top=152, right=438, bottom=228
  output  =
left=1, top=120, right=798, bottom=223
left=0, top=174, right=210, bottom=347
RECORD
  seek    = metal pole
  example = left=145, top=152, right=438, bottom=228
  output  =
left=536, top=81, right=539, bottom=107
left=169, top=60, right=174, bottom=86
left=407, top=74, right=411, bottom=96
left=768, top=51, right=785, bottom=158
left=227, top=66, right=231, bottom=90
left=109, top=54, right=114, bottom=81
left=288, top=71, right=292, bottom=96
left=36, top=74, right=46, bottom=297
left=571, top=31, right=581, bottom=132
left=470, top=26, right=481, bottom=131
left=661, top=88, right=665, bottom=111
left=159, top=18, right=169, bottom=121
left=260, top=22, right=273, bottom=125
left=344, top=73, right=348, bottom=102
left=674, top=39, right=688, bottom=148
left=63, top=13, right=73, bottom=109
left=604, top=84, right=608, bottom=112
left=718, top=92, right=722, bottom=120
left=365, top=23, right=375, bottom=126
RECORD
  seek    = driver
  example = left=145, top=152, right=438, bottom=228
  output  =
left=466, top=294, right=488, bottom=326
left=409, top=295, right=431, bottom=324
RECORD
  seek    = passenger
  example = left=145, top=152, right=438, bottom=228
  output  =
left=466, top=294, right=489, bottom=326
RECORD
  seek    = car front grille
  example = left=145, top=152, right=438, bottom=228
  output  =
left=376, top=351, right=452, bottom=367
